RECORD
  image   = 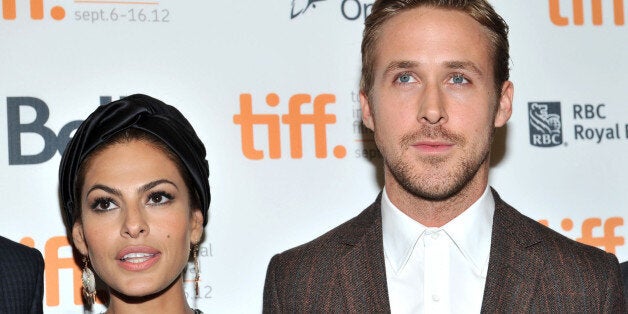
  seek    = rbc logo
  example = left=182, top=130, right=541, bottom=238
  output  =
left=528, top=102, right=563, bottom=147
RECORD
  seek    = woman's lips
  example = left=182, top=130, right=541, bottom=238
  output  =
left=116, top=246, right=161, bottom=271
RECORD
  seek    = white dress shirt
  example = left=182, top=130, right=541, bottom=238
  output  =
left=382, top=186, right=495, bottom=313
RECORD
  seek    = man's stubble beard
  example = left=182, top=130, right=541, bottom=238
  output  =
left=380, top=124, right=494, bottom=202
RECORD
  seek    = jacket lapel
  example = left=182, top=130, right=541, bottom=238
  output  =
left=333, top=196, right=392, bottom=312
left=481, top=190, right=544, bottom=312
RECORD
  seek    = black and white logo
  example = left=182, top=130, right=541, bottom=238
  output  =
left=291, top=0, right=326, bottom=19
left=528, top=102, right=563, bottom=147
left=290, top=0, right=373, bottom=21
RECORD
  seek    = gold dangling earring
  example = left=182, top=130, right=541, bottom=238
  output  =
left=193, top=243, right=200, bottom=297
left=82, top=255, right=96, bottom=305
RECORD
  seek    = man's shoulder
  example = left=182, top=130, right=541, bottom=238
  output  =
left=0, top=236, right=44, bottom=267
left=271, top=196, right=381, bottom=264
left=263, top=196, right=387, bottom=312
left=492, top=191, right=616, bottom=265
left=485, top=190, right=625, bottom=313
left=270, top=195, right=381, bottom=269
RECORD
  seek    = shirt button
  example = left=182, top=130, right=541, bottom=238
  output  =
left=431, top=232, right=439, bottom=240
left=432, top=295, right=440, bottom=302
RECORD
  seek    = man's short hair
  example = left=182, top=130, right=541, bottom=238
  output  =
left=360, top=0, right=510, bottom=96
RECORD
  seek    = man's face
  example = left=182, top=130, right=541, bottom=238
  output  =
left=360, top=6, right=512, bottom=201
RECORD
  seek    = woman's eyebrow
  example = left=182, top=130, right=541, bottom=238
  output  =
left=138, top=179, right=179, bottom=194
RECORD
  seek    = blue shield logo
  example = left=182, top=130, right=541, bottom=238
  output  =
left=528, top=102, right=563, bottom=147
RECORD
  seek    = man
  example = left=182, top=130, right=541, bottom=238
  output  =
left=263, top=0, right=625, bottom=312
left=0, top=236, right=44, bottom=314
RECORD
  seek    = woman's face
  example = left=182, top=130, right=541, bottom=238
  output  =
left=72, top=140, right=204, bottom=297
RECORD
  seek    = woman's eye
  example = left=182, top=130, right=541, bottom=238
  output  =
left=90, top=198, right=117, bottom=211
left=449, top=74, right=469, bottom=84
left=147, top=192, right=173, bottom=205
left=396, top=73, right=416, bottom=83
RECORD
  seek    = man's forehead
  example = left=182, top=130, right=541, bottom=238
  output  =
left=372, top=7, right=493, bottom=70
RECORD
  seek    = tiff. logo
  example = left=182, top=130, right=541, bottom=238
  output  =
left=550, top=0, right=625, bottom=25
left=233, top=93, right=347, bottom=160
left=540, top=217, right=624, bottom=253
left=2, top=0, right=65, bottom=20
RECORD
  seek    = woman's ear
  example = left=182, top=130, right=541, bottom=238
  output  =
left=190, top=209, right=204, bottom=244
left=72, top=222, right=88, bottom=256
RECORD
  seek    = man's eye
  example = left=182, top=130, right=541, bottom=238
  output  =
left=396, top=73, right=416, bottom=83
left=449, top=74, right=468, bottom=84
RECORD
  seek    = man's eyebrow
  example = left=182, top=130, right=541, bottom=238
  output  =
left=383, top=60, right=420, bottom=76
left=382, top=60, right=484, bottom=77
left=444, top=60, right=484, bottom=77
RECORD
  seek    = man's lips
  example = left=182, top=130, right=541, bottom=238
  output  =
left=116, top=246, right=161, bottom=271
left=412, top=141, right=454, bottom=153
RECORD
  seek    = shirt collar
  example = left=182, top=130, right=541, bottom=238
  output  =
left=381, top=186, right=495, bottom=274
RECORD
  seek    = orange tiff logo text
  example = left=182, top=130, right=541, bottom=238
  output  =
left=2, top=0, right=65, bottom=20
left=233, top=93, right=347, bottom=160
left=549, top=0, right=625, bottom=25
left=20, top=236, right=101, bottom=306
left=539, top=217, right=624, bottom=253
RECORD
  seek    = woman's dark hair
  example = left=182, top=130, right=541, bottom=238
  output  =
left=59, top=94, right=210, bottom=228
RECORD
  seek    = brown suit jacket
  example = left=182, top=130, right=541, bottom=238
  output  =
left=263, top=189, right=625, bottom=313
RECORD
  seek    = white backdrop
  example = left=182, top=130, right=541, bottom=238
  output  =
left=1, top=0, right=626, bottom=312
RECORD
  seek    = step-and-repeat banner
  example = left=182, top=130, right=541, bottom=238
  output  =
left=1, top=0, right=626, bottom=312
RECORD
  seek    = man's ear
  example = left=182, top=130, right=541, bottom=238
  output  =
left=494, top=81, right=513, bottom=127
left=72, top=222, right=88, bottom=256
left=190, top=209, right=204, bottom=245
left=360, top=91, right=375, bottom=131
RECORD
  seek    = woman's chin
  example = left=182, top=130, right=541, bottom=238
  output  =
left=108, top=276, right=180, bottom=301
left=110, top=284, right=160, bottom=300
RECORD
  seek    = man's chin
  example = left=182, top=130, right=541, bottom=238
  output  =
left=390, top=167, right=472, bottom=202
left=405, top=183, right=464, bottom=201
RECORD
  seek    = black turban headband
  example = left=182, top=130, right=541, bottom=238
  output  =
left=59, top=94, right=210, bottom=227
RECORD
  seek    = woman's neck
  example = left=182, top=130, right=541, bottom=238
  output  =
left=105, top=277, right=194, bottom=314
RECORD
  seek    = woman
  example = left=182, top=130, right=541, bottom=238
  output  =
left=59, top=94, right=210, bottom=313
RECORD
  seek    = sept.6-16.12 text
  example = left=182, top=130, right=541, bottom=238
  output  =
left=74, top=8, right=170, bottom=23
